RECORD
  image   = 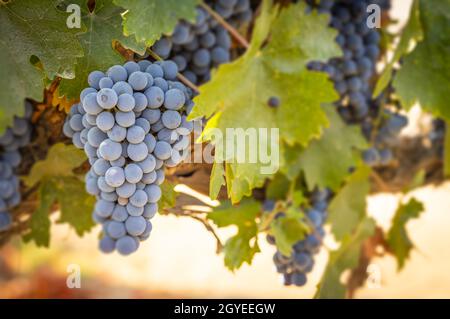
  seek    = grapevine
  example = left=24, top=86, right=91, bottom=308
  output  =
left=0, top=0, right=448, bottom=299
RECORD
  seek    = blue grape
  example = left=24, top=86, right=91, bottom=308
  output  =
left=117, top=93, right=136, bottom=112
left=96, top=112, right=115, bottom=132
left=116, top=182, right=136, bottom=199
left=125, top=216, right=147, bottom=236
left=153, top=77, right=169, bottom=92
left=145, top=86, right=165, bottom=108
left=115, top=111, right=136, bottom=128
left=162, top=110, right=182, bottom=129
left=107, top=124, right=127, bottom=142
left=127, top=143, right=149, bottom=162
left=128, top=71, right=148, bottom=91
left=106, top=221, right=126, bottom=239
left=144, top=184, right=162, bottom=203
left=88, top=70, right=105, bottom=89
left=154, top=141, right=172, bottom=160
left=116, top=236, right=138, bottom=255
left=107, top=65, right=128, bottom=82
left=161, top=61, right=178, bottom=80
left=105, top=167, right=125, bottom=188
left=99, top=139, right=122, bottom=161
left=129, top=190, right=148, bottom=208
left=99, top=236, right=116, bottom=253
left=124, top=163, right=143, bottom=184
left=96, top=88, right=118, bottom=110
left=146, top=64, right=164, bottom=78
left=164, top=89, right=185, bottom=110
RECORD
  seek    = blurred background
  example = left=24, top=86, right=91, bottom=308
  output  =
left=3, top=0, right=448, bottom=299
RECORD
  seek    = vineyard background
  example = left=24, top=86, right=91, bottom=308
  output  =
left=1, top=0, right=449, bottom=298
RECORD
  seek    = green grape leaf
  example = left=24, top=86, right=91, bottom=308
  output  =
left=387, top=198, right=424, bottom=271
left=159, top=181, right=178, bottom=211
left=53, top=177, right=96, bottom=236
left=190, top=1, right=340, bottom=202
left=265, top=173, right=290, bottom=200
left=283, top=107, right=367, bottom=190
left=22, top=182, right=55, bottom=247
left=0, top=0, right=83, bottom=133
left=23, top=176, right=95, bottom=247
left=24, top=143, right=86, bottom=188
left=59, top=0, right=146, bottom=99
left=208, top=199, right=261, bottom=270
left=393, top=0, right=450, bottom=119
left=315, top=217, right=376, bottom=299
left=22, top=144, right=95, bottom=246
left=113, top=0, right=200, bottom=46
left=328, top=165, right=371, bottom=241
left=209, top=162, right=225, bottom=201
left=270, top=206, right=309, bottom=256
left=374, top=0, right=423, bottom=97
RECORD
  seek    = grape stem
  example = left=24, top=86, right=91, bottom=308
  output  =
left=200, top=2, right=250, bottom=49
left=165, top=206, right=224, bottom=253
left=146, top=49, right=200, bottom=93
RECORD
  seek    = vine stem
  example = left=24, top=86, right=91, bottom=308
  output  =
left=146, top=49, right=200, bottom=93
left=200, top=2, right=250, bottom=49
left=164, top=206, right=224, bottom=253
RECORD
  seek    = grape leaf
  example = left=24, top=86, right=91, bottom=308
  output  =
left=53, top=177, right=96, bottom=236
left=209, top=162, right=225, bottom=201
left=24, top=143, right=87, bottom=187
left=387, top=198, right=424, bottom=271
left=190, top=0, right=340, bottom=202
left=207, top=199, right=261, bottom=270
left=373, top=0, right=423, bottom=97
left=0, top=0, right=83, bottom=133
left=113, top=0, right=200, bottom=46
left=159, top=181, right=178, bottom=211
left=58, top=0, right=146, bottom=99
left=265, top=173, right=290, bottom=200
left=393, top=0, right=450, bottom=119
left=23, top=176, right=95, bottom=246
left=283, top=107, right=367, bottom=190
left=270, top=206, right=309, bottom=256
left=315, top=217, right=376, bottom=299
left=22, top=144, right=94, bottom=246
left=327, top=165, right=371, bottom=241
left=23, top=182, right=55, bottom=247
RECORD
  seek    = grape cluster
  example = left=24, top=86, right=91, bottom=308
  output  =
left=0, top=102, right=33, bottom=232
left=206, top=0, right=253, bottom=27
left=151, top=0, right=252, bottom=85
left=306, top=0, right=407, bottom=167
left=266, top=189, right=331, bottom=286
left=428, top=118, right=445, bottom=157
left=64, top=60, right=194, bottom=255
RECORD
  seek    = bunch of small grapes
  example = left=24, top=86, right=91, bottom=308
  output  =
left=0, top=102, right=33, bottom=232
left=266, top=189, right=331, bottom=286
left=64, top=60, right=194, bottom=255
left=428, top=118, right=445, bottom=158
left=306, top=0, right=407, bottom=167
left=206, top=0, right=253, bottom=27
left=151, top=0, right=252, bottom=85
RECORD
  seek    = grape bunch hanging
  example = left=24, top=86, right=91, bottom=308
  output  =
left=151, top=0, right=253, bottom=84
left=306, top=0, right=407, bottom=167
left=64, top=60, right=194, bottom=255
left=266, top=190, right=331, bottom=287
left=0, top=102, right=33, bottom=232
